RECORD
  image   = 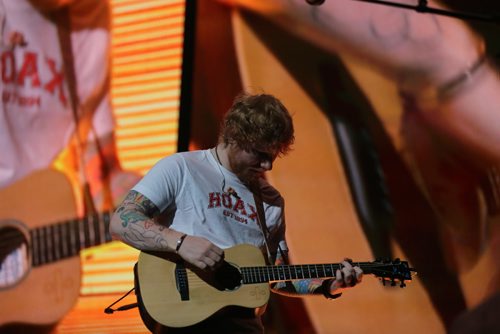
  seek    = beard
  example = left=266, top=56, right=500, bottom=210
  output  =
left=227, top=149, right=261, bottom=185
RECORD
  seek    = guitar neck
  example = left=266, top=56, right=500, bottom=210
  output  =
left=29, top=211, right=114, bottom=267
left=241, top=262, right=375, bottom=284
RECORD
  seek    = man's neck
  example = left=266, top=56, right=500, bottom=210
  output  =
left=214, top=143, right=230, bottom=171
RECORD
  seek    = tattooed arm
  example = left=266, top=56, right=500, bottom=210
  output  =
left=270, top=252, right=363, bottom=297
left=217, top=0, right=500, bottom=163
left=110, top=190, right=225, bottom=270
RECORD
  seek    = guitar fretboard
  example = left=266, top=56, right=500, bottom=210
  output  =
left=30, top=212, right=113, bottom=267
left=241, top=262, right=374, bottom=284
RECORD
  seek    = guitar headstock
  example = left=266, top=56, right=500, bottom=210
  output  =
left=366, top=258, right=416, bottom=288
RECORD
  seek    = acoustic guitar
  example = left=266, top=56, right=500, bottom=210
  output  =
left=136, top=243, right=414, bottom=328
left=0, top=169, right=114, bottom=327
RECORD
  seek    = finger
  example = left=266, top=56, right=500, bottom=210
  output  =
left=341, top=263, right=357, bottom=286
left=208, top=249, right=224, bottom=262
left=348, top=272, right=357, bottom=287
left=335, top=269, right=346, bottom=288
left=341, top=260, right=354, bottom=271
left=196, top=260, right=207, bottom=270
left=203, top=257, right=217, bottom=270
left=354, top=267, right=363, bottom=281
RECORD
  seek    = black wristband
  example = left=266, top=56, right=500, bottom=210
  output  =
left=322, top=279, right=342, bottom=300
left=175, top=234, right=187, bottom=253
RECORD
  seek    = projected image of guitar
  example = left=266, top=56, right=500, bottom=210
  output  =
left=136, top=243, right=416, bottom=328
left=0, top=169, right=114, bottom=328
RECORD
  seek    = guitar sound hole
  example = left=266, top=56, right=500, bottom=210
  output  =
left=214, top=262, right=242, bottom=291
left=0, top=224, right=30, bottom=289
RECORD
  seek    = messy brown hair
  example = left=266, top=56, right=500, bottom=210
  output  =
left=220, top=93, right=295, bottom=155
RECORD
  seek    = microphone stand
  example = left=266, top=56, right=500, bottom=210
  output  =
left=307, top=0, right=500, bottom=24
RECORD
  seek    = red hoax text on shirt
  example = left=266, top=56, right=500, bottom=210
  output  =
left=1, top=49, right=67, bottom=108
left=207, top=192, right=258, bottom=225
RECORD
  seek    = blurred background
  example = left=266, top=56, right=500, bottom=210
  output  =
left=0, top=0, right=499, bottom=333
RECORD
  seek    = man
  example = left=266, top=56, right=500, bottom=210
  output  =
left=110, top=93, right=363, bottom=333
left=213, top=1, right=500, bottom=331
left=0, top=0, right=139, bottom=211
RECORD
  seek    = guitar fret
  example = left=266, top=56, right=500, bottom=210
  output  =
left=43, top=225, right=52, bottom=264
left=61, top=222, right=69, bottom=258
left=39, top=227, right=46, bottom=265
left=323, top=264, right=331, bottom=277
left=312, top=264, right=321, bottom=278
left=287, top=265, right=292, bottom=280
left=40, top=226, right=46, bottom=264
left=48, top=225, right=54, bottom=262
left=79, top=218, right=86, bottom=251
left=69, top=220, right=77, bottom=256
left=31, top=229, right=39, bottom=266
left=92, top=214, right=100, bottom=246
left=309, top=265, right=316, bottom=278
left=99, top=213, right=106, bottom=245
left=244, top=267, right=249, bottom=283
left=53, top=224, right=60, bottom=261
left=277, top=266, right=285, bottom=280
left=84, top=216, right=92, bottom=248
left=89, top=215, right=101, bottom=246
left=37, top=227, right=43, bottom=265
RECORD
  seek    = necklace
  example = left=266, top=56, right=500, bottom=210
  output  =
left=213, top=146, right=239, bottom=199
left=214, top=146, right=223, bottom=167
left=213, top=146, right=227, bottom=193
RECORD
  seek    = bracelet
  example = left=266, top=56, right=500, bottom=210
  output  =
left=175, top=234, right=187, bottom=254
left=401, top=42, right=489, bottom=107
left=322, top=279, right=342, bottom=300
left=436, top=53, right=488, bottom=101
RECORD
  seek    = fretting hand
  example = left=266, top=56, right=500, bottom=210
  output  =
left=330, top=259, right=363, bottom=292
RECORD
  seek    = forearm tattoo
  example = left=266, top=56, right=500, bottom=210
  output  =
left=273, top=278, right=323, bottom=295
left=272, top=251, right=324, bottom=295
left=115, top=190, right=169, bottom=250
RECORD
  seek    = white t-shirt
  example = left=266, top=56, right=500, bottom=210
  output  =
left=0, top=0, right=113, bottom=188
left=133, top=149, right=287, bottom=256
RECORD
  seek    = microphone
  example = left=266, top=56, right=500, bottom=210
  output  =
left=306, top=0, right=325, bottom=5
left=227, top=187, right=240, bottom=199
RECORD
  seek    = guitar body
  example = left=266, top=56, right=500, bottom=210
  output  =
left=136, top=244, right=270, bottom=328
left=0, top=169, right=81, bottom=327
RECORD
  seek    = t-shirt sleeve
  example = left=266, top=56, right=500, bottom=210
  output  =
left=132, top=154, right=184, bottom=212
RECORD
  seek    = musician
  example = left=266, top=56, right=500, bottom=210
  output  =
left=0, top=0, right=139, bottom=210
left=214, top=0, right=500, bottom=331
left=110, top=92, right=364, bottom=333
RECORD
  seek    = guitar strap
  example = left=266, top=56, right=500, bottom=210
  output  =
left=54, top=7, right=114, bottom=214
left=251, top=184, right=290, bottom=266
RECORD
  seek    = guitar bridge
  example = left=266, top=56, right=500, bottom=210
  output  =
left=175, top=263, right=189, bottom=301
